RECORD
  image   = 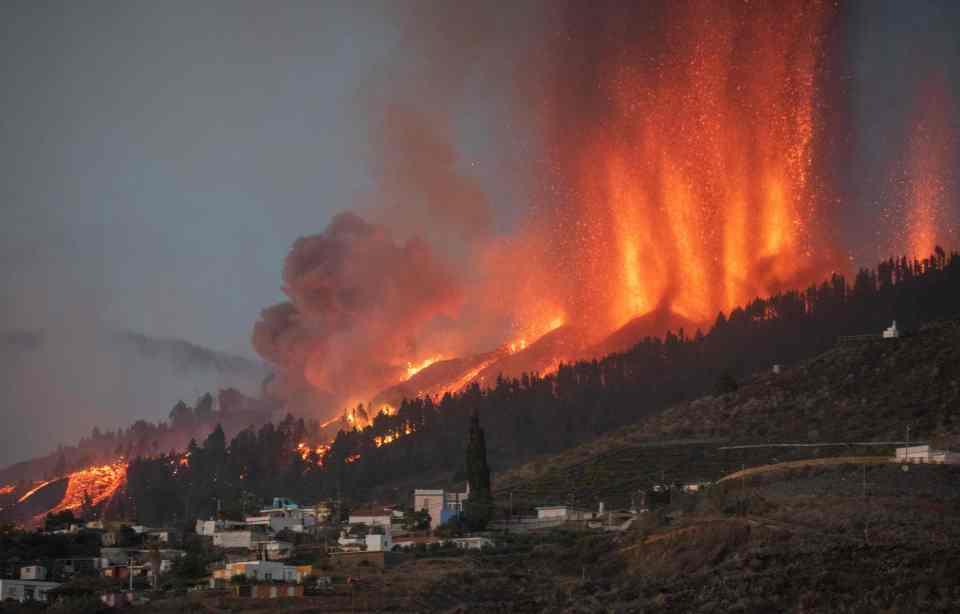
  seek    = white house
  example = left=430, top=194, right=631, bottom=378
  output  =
left=365, top=527, right=393, bottom=552
left=20, top=566, right=47, bottom=581
left=348, top=506, right=395, bottom=528
left=244, top=499, right=322, bottom=534
left=883, top=321, right=900, bottom=339
left=337, top=531, right=365, bottom=551
left=535, top=505, right=593, bottom=522
left=895, top=444, right=960, bottom=464
left=414, top=487, right=470, bottom=529
left=451, top=537, right=494, bottom=550
left=195, top=518, right=245, bottom=536
left=213, top=530, right=268, bottom=549
left=0, top=579, right=61, bottom=603
left=209, top=560, right=304, bottom=588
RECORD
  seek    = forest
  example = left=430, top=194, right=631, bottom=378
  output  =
left=116, top=250, right=960, bottom=526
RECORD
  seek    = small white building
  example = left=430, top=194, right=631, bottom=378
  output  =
left=195, top=518, right=245, bottom=536
left=0, top=579, right=61, bottom=603
left=213, top=530, right=267, bottom=549
left=895, top=444, right=960, bottom=464
left=883, top=321, right=900, bottom=339
left=245, top=499, right=319, bottom=533
left=348, top=506, right=395, bottom=528
left=365, top=527, right=393, bottom=552
left=20, top=566, right=47, bottom=581
left=451, top=537, right=494, bottom=550
left=337, top=531, right=365, bottom=551
left=209, top=560, right=304, bottom=587
left=535, top=505, right=594, bottom=522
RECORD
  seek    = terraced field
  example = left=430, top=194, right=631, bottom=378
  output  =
left=493, top=440, right=899, bottom=510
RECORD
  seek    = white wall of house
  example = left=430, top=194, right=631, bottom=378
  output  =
left=896, top=445, right=960, bottom=464
left=0, top=580, right=61, bottom=603
left=348, top=514, right=392, bottom=527
left=224, top=561, right=302, bottom=583
left=213, top=531, right=255, bottom=549
left=536, top=506, right=592, bottom=521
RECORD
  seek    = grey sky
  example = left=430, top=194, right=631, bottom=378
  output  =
left=3, top=2, right=422, bottom=356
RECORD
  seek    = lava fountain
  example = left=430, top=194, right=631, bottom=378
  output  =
left=903, top=74, right=956, bottom=259
left=534, top=1, right=838, bottom=334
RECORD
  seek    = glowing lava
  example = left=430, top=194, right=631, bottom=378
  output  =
left=45, top=462, right=127, bottom=516
left=902, top=74, right=956, bottom=259
left=406, top=356, right=443, bottom=380
left=539, top=1, right=836, bottom=333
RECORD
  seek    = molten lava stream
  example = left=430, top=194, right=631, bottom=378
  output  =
left=17, top=479, right=56, bottom=504
left=42, top=462, right=128, bottom=516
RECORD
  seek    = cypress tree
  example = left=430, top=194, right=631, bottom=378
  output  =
left=464, top=409, right=492, bottom=529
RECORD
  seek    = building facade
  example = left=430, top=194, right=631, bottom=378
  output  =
left=895, top=444, right=960, bottom=464
left=413, top=488, right=469, bottom=529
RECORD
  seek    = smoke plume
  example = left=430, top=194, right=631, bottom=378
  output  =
left=252, top=212, right=462, bottom=412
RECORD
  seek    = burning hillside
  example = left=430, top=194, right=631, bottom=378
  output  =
left=251, top=1, right=955, bottom=427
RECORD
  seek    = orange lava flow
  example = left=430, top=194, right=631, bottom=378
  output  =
left=17, top=479, right=55, bottom=504
left=44, top=462, right=127, bottom=516
left=542, top=2, right=836, bottom=333
left=406, top=356, right=443, bottom=380
left=903, top=74, right=956, bottom=259
left=436, top=355, right=501, bottom=397
left=0, top=484, right=17, bottom=496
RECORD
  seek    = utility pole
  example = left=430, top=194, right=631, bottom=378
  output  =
left=862, top=463, right=870, bottom=545
left=740, top=463, right=746, bottom=517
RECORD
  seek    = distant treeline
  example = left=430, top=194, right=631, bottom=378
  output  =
left=118, top=250, right=960, bottom=525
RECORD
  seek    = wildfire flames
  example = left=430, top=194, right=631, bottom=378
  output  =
left=297, top=442, right=331, bottom=465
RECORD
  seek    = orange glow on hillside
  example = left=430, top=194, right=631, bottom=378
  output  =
left=0, top=484, right=17, bottom=496
left=45, top=462, right=127, bottom=516
left=406, top=356, right=443, bottom=380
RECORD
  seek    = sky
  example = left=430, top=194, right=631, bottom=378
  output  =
left=0, top=1, right=534, bottom=358
left=0, top=1, right=958, bottom=465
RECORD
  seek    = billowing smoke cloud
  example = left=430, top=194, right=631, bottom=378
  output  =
left=252, top=212, right=462, bottom=412
left=370, top=103, right=491, bottom=242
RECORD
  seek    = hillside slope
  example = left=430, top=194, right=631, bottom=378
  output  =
left=494, top=320, right=960, bottom=508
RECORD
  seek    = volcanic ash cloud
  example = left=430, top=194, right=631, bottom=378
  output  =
left=252, top=212, right=462, bottom=413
